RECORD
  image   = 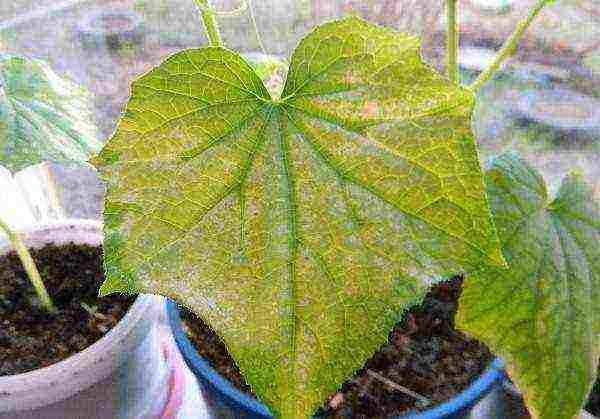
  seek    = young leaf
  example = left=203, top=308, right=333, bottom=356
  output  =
left=92, top=17, right=504, bottom=418
left=457, top=153, right=599, bottom=419
left=0, top=54, right=101, bottom=173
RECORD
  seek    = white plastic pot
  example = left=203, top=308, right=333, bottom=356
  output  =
left=0, top=219, right=184, bottom=419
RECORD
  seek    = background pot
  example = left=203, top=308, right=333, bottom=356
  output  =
left=167, top=300, right=506, bottom=419
left=76, top=7, right=145, bottom=51
left=0, top=219, right=174, bottom=419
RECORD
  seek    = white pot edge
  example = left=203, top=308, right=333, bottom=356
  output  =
left=0, top=218, right=163, bottom=412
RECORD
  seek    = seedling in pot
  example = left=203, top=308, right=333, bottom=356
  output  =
left=0, top=53, right=101, bottom=313
left=91, top=0, right=598, bottom=418
left=0, top=219, right=56, bottom=312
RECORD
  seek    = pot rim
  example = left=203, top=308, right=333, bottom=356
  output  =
left=167, top=300, right=506, bottom=418
left=0, top=219, right=152, bottom=399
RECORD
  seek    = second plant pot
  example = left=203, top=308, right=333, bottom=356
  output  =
left=167, top=299, right=506, bottom=419
left=0, top=219, right=180, bottom=419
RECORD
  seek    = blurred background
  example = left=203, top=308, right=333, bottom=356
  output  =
left=1, top=0, right=598, bottom=211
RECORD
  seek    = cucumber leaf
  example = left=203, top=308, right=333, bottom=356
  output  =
left=458, top=153, right=599, bottom=419
left=0, top=54, right=101, bottom=173
left=92, top=17, right=504, bottom=418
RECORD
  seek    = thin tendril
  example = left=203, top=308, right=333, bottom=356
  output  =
left=247, top=0, right=269, bottom=57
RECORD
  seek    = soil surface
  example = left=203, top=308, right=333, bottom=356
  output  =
left=181, top=276, right=494, bottom=417
left=0, top=243, right=135, bottom=376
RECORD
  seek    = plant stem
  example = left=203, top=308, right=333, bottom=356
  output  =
left=0, top=218, right=56, bottom=313
left=195, top=0, right=223, bottom=47
left=446, top=0, right=459, bottom=84
left=470, top=0, right=552, bottom=94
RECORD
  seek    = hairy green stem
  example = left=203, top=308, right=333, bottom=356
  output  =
left=0, top=218, right=56, bottom=313
left=446, top=0, right=459, bottom=84
left=470, top=0, right=552, bottom=93
left=195, top=0, right=223, bottom=46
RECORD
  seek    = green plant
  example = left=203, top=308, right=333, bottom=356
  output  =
left=459, top=153, right=599, bottom=418
left=91, top=1, right=598, bottom=418
left=0, top=217, right=56, bottom=312
left=0, top=53, right=101, bottom=312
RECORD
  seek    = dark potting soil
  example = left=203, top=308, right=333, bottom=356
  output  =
left=0, top=243, right=135, bottom=376
left=181, top=276, right=494, bottom=417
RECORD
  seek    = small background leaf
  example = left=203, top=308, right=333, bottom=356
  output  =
left=93, top=18, right=503, bottom=418
left=457, top=153, right=599, bottom=419
left=0, top=53, right=101, bottom=173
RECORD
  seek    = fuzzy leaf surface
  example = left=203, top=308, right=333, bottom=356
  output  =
left=457, top=154, right=599, bottom=419
left=92, top=17, right=504, bottom=418
left=0, top=54, right=101, bottom=173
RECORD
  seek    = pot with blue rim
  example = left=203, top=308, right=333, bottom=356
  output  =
left=167, top=278, right=508, bottom=419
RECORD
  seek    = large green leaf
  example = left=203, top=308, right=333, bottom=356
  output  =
left=92, top=17, right=504, bottom=418
left=457, top=154, right=599, bottom=419
left=0, top=54, right=101, bottom=173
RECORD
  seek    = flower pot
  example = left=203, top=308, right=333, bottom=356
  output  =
left=0, top=219, right=178, bottom=419
left=76, top=8, right=145, bottom=51
left=512, top=88, right=600, bottom=143
left=469, top=0, right=516, bottom=15
left=167, top=300, right=506, bottom=419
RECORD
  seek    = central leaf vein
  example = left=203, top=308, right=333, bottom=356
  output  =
left=275, top=107, right=300, bottom=405
left=548, top=214, right=579, bottom=414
